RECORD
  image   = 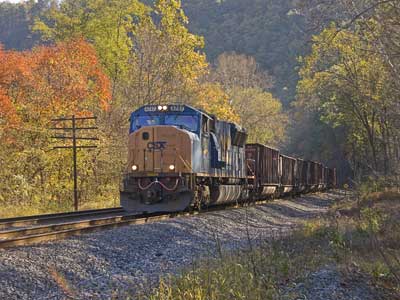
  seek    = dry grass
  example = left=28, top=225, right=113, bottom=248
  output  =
left=49, top=266, right=77, bottom=299
left=144, top=230, right=335, bottom=300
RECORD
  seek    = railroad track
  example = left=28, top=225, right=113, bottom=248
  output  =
left=0, top=196, right=304, bottom=249
left=0, top=210, right=195, bottom=248
left=0, top=207, right=125, bottom=230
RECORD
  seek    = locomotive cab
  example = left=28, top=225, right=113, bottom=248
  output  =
left=121, top=104, right=204, bottom=212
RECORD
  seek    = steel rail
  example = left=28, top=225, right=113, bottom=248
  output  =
left=0, top=211, right=196, bottom=248
left=0, top=207, right=124, bottom=230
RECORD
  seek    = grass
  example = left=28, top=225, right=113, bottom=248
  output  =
left=143, top=189, right=400, bottom=300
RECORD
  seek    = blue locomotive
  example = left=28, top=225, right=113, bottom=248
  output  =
left=120, top=104, right=248, bottom=212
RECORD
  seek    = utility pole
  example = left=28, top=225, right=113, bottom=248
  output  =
left=51, top=115, right=98, bottom=211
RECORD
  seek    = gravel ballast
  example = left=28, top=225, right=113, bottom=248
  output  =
left=0, top=191, right=344, bottom=299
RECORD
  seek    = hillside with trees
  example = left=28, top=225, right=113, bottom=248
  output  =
left=0, top=0, right=398, bottom=210
left=0, top=0, right=287, bottom=216
left=182, top=0, right=309, bottom=105
left=0, top=0, right=399, bottom=298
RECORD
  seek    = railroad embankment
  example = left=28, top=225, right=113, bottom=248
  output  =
left=2, top=190, right=398, bottom=299
left=147, top=189, right=400, bottom=300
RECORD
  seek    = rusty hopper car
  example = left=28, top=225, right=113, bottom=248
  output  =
left=279, top=154, right=296, bottom=194
left=296, top=158, right=308, bottom=193
left=120, top=104, right=248, bottom=212
left=323, top=167, right=328, bottom=190
left=307, top=161, right=319, bottom=191
left=316, top=163, right=324, bottom=190
left=327, top=168, right=337, bottom=188
left=245, top=144, right=280, bottom=199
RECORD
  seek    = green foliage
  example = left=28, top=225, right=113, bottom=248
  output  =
left=0, top=0, right=47, bottom=50
left=358, top=207, right=386, bottom=235
left=296, top=22, right=399, bottom=177
left=123, top=0, right=207, bottom=106
left=33, top=0, right=148, bottom=83
left=230, top=87, right=287, bottom=146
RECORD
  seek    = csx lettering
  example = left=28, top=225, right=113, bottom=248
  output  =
left=147, top=141, right=167, bottom=150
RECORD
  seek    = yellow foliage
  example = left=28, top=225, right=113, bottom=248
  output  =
left=230, top=87, right=287, bottom=146
left=193, top=83, right=239, bottom=123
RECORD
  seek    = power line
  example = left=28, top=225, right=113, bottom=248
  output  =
left=50, top=115, right=98, bottom=211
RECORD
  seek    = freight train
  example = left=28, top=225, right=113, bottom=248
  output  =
left=120, top=104, right=337, bottom=213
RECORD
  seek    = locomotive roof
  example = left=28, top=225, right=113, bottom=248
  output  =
left=131, top=104, right=213, bottom=119
left=131, top=104, right=245, bottom=132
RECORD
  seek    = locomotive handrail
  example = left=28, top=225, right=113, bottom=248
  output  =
left=158, top=179, right=180, bottom=191
left=138, top=179, right=158, bottom=190
left=138, top=178, right=180, bottom=191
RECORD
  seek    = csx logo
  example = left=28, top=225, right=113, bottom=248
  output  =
left=147, top=141, right=167, bottom=150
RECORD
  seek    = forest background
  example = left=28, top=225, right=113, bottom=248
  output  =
left=0, top=0, right=399, bottom=216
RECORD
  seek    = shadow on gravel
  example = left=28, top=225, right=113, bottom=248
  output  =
left=201, top=209, right=291, bottom=229
left=294, top=193, right=340, bottom=208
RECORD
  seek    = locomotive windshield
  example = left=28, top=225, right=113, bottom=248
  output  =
left=165, top=115, right=198, bottom=132
left=130, top=114, right=199, bottom=133
left=131, top=116, right=161, bottom=131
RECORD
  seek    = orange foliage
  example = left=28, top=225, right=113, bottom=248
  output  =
left=0, top=39, right=111, bottom=131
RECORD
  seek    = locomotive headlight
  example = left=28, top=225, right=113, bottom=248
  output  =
left=157, top=105, right=163, bottom=111
left=162, top=105, right=168, bottom=111
left=169, top=164, right=175, bottom=171
left=132, top=165, right=138, bottom=171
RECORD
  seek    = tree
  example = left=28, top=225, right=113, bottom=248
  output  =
left=0, top=0, right=49, bottom=50
left=211, top=52, right=274, bottom=91
left=230, top=87, right=287, bottom=146
left=210, top=52, right=287, bottom=146
left=123, top=0, right=207, bottom=107
left=33, top=0, right=148, bottom=92
left=182, top=0, right=309, bottom=104
left=193, top=83, right=239, bottom=123
left=296, top=24, right=399, bottom=176
left=0, top=39, right=111, bottom=212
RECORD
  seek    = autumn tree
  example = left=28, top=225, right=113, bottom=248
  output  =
left=33, top=0, right=148, bottom=93
left=123, top=0, right=207, bottom=107
left=297, top=24, right=399, bottom=177
left=210, top=52, right=287, bottom=146
left=230, top=87, right=286, bottom=145
left=0, top=39, right=111, bottom=215
left=28, top=0, right=239, bottom=216
left=211, top=52, right=274, bottom=91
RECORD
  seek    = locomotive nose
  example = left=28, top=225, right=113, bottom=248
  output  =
left=127, top=126, right=193, bottom=174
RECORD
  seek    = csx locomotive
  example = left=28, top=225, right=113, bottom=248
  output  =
left=120, top=104, right=336, bottom=212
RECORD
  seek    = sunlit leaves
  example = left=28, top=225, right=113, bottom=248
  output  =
left=296, top=22, right=398, bottom=174
left=33, top=0, right=148, bottom=84
left=0, top=39, right=111, bottom=135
